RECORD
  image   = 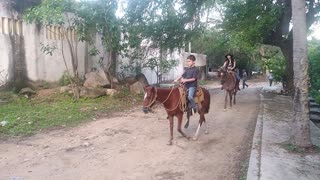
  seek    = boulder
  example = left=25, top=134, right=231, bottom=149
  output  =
left=105, top=89, right=119, bottom=96
left=80, top=87, right=106, bottom=99
left=84, top=71, right=110, bottom=88
left=60, top=86, right=73, bottom=94
left=135, top=73, right=149, bottom=86
left=80, top=87, right=106, bottom=98
left=124, top=76, right=136, bottom=85
left=18, top=87, right=36, bottom=98
left=130, top=81, right=145, bottom=94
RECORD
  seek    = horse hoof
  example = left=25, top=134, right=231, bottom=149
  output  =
left=223, top=109, right=227, bottom=112
left=192, top=137, right=198, bottom=141
left=187, top=136, right=191, bottom=140
left=167, top=141, right=173, bottom=145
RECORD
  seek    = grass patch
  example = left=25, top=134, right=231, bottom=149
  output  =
left=0, top=88, right=142, bottom=137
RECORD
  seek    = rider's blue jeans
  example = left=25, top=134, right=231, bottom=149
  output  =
left=188, top=87, right=197, bottom=110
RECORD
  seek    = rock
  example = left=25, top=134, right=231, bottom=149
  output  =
left=124, top=77, right=136, bottom=85
left=130, top=81, right=145, bottom=94
left=0, top=120, right=8, bottom=127
left=18, top=87, right=36, bottom=98
left=112, top=77, right=119, bottom=84
left=105, top=89, right=119, bottom=96
left=135, top=73, right=149, bottom=86
left=124, top=73, right=149, bottom=86
left=80, top=87, right=106, bottom=98
left=60, top=86, right=73, bottom=94
left=83, top=71, right=110, bottom=88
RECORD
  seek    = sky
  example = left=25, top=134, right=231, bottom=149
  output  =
left=309, top=24, right=320, bottom=40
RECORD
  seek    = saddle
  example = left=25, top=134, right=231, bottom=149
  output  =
left=178, top=86, right=205, bottom=112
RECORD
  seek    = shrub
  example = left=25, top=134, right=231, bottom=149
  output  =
left=59, top=72, right=73, bottom=86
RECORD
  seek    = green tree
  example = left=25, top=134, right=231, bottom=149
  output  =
left=123, top=0, right=206, bottom=84
left=219, top=0, right=320, bottom=94
left=308, top=39, right=320, bottom=101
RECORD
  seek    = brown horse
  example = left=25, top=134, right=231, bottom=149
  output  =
left=142, top=86, right=211, bottom=145
left=218, top=67, right=238, bottom=110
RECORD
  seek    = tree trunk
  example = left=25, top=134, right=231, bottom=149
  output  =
left=279, top=40, right=293, bottom=94
left=292, top=0, right=312, bottom=147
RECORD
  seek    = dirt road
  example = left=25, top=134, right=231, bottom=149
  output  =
left=0, top=83, right=262, bottom=180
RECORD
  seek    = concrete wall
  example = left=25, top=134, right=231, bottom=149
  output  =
left=0, top=2, right=96, bottom=87
left=0, top=1, right=206, bottom=87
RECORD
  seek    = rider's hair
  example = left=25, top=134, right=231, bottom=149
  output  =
left=187, top=55, right=196, bottom=61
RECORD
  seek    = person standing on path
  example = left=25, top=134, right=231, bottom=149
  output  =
left=242, top=69, right=249, bottom=89
left=268, top=70, right=274, bottom=86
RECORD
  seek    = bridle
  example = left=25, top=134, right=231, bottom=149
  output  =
left=143, top=86, right=184, bottom=112
left=144, top=87, right=158, bottom=108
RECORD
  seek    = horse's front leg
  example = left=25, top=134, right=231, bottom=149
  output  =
left=193, top=112, right=206, bottom=141
left=233, top=89, right=237, bottom=105
left=229, top=91, right=233, bottom=109
left=224, top=90, right=228, bottom=110
left=184, top=109, right=191, bottom=128
left=168, top=115, right=174, bottom=145
left=177, top=113, right=190, bottom=140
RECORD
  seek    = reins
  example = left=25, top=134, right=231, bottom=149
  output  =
left=145, top=86, right=185, bottom=112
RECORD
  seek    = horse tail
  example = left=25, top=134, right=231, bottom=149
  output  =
left=202, top=88, right=211, bottom=113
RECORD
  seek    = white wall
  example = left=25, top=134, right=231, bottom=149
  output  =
left=0, top=1, right=97, bottom=86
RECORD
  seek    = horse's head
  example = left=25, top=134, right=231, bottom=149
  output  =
left=218, top=66, right=227, bottom=84
left=142, top=86, right=157, bottom=113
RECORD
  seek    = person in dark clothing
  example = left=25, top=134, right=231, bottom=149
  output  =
left=242, top=69, right=249, bottom=89
left=268, top=70, right=274, bottom=86
left=174, top=55, right=199, bottom=114
left=222, top=54, right=240, bottom=90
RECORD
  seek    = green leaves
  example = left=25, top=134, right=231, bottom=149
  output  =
left=221, top=0, right=281, bottom=47
left=124, top=0, right=204, bottom=51
left=24, top=0, right=73, bottom=25
left=308, top=39, right=320, bottom=92
left=40, top=42, right=58, bottom=56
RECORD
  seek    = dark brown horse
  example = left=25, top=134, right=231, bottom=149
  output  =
left=142, top=86, right=211, bottom=145
left=218, top=67, right=238, bottom=110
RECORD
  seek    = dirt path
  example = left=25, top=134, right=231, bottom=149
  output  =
left=0, top=82, right=263, bottom=180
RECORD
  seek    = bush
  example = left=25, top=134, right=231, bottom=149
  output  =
left=308, top=39, right=320, bottom=95
left=59, top=72, right=73, bottom=86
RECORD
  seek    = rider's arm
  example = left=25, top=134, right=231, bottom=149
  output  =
left=181, top=77, right=196, bottom=83
left=223, top=61, right=227, bottom=68
left=232, top=60, right=237, bottom=70
left=174, top=76, right=182, bottom=82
